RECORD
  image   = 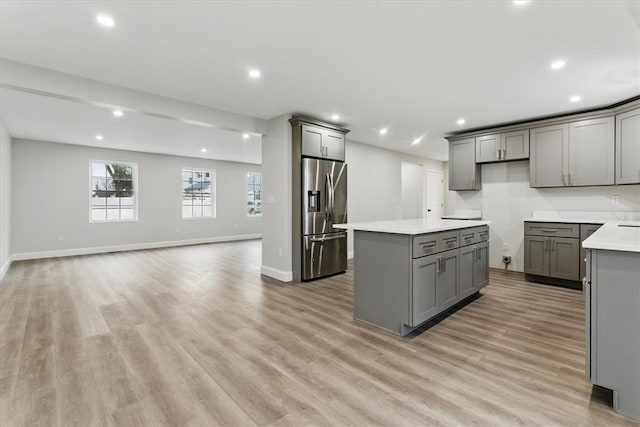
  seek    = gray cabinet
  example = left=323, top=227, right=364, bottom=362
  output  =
left=529, top=124, right=569, bottom=187
left=580, top=224, right=602, bottom=281
left=615, top=108, right=640, bottom=185
left=530, top=117, right=614, bottom=188
left=569, top=117, right=615, bottom=186
left=476, top=130, right=529, bottom=163
left=291, top=118, right=348, bottom=162
left=524, top=221, right=581, bottom=284
left=438, top=249, right=460, bottom=311
left=449, top=138, right=480, bottom=190
left=586, top=249, right=640, bottom=421
left=412, top=253, right=439, bottom=325
left=459, top=240, right=489, bottom=298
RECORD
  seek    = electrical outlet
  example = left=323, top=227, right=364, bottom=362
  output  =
left=278, top=248, right=283, bottom=257
left=611, top=195, right=620, bottom=205
left=57, top=234, right=64, bottom=241
left=364, top=197, right=369, bottom=205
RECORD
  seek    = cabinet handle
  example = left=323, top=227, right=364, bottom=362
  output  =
left=436, top=257, right=441, bottom=274
left=541, top=228, right=558, bottom=233
left=473, top=247, right=477, bottom=260
left=442, top=256, right=446, bottom=273
left=544, top=239, right=549, bottom=252
left=550, top=238, right=555, bottom=252
left=502, top=148, right=506, bottom=160
left=420, top=242, right=437, bottom=249
left=497, top=149, right=501, bottom=160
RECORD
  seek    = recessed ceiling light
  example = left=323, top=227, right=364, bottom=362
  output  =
left=379, top=128, right=388, bottom=135
left=95, top=135, right=104, bottom=141
left=248, top=69, right=261, bottom=79
left=457, top=119, right=466, bottom=125
left=513, top=0, right=529, bottom=5
left=569, top=95, right=581, bottom=102
left=412, top=138, right=422, bottom=145
left=201, top=148, right=208, bottom=153
left=550, top=60, right=566, bottom=70
left=242, top=133, right=250, bottom=139
left=96, top=14, right=115, bottom=28
left=331, top=114, right=340, bottom=121
left=113, top=110, right=123, bottom=117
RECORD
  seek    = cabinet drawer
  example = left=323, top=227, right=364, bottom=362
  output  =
left=412, top=230, right=460, bottom=258
left=459, top=226, right=489, bottom=246
left=413, top=234, right=439, bottom=258
left=525, top=222, right=579, bottom=238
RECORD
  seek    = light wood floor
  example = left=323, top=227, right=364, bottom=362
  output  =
left=0, top=240, right=637, bottom=427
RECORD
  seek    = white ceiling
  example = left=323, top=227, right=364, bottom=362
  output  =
left=1, top=1, right=639, bottom=161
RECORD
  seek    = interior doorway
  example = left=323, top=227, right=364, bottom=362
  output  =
left=401, top=162, right=423, bottom=219
left=425, top=170, right=444, bottom=219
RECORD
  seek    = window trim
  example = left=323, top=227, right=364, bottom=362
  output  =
left=181, top=167, right=216, bottom=220
left=89, top=159, right=139, bottom=223
left=246, top=171, right=262, bottom=217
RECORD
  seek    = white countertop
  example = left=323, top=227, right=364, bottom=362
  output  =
left=334, top=218, right=491, bottom=235
left=583, top=221, right=640, bottom=253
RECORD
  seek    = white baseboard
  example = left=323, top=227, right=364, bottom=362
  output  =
left=260, top=265, right=293, bottom=282
left=0, top=255, right=13, bottom=281
left=11, top=234, right=262, bottom=261
left=347, top=251, right=354, bottom=260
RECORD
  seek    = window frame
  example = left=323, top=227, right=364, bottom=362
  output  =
left=246, top=172, right=262, bottom=217
left=181, top=167, right=216, bottom=220
left=89, top=160, right=139, bottom=223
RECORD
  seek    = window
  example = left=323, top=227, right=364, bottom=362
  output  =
left=90, top=161, right=137, bottom=222
left=247, top=172, right=262, bottom=216
left=182, top=168, right=214, bottom=218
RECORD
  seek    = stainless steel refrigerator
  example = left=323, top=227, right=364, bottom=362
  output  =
left=301, top=157, right=347, bottom=281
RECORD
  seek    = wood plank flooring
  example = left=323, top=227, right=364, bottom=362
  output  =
left=0, top=239, right=637, bottom=426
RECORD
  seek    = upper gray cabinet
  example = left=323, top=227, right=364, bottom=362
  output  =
left=615, top=107, right=640, bottom=185
left=476, top=130, right=529, bottom=163
left=449, top=138, right=481, bottom=191
left=530, top=117, right=614, bottom=188
left=291, top=118, right=349, bottom=162
left=530, top=124, right=568, bottom=187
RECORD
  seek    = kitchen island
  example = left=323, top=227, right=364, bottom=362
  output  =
left=335, top=218, right=491, bottom=336
left=583, top=221, right=640, bottom=421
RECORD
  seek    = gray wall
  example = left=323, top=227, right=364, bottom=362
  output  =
left=345, top=140, right=445, bottom=255
left=11, top=139, right=261, bottom=256
left=0, top=118, right=10, bottom=274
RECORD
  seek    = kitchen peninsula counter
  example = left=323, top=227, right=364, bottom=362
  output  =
left=335, top=219, right=491, bottom=336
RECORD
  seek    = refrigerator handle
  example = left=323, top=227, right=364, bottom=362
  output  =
left=326, top=173, right=334, bottom=221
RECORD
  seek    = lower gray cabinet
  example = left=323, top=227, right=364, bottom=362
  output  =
left=459, top=241, right=489, bottom=298
left=549, top=237, right=580, bottom=281
left=525, top=221, right=582, bottom=285
left=412, top=254, right=439, bottom=326
left=437, top=249, right=460, bottom=311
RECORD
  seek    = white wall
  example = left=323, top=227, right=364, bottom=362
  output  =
left=11, top=139, right=261, bottom=257
left=345, top=140, right=445, bottom=255
left=0, top=118, right=11, bottom=278
left=454, top=161, right=640, bottom=271
left=260, top=115, right=292, bottom=281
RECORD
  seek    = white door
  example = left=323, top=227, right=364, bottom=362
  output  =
left=425, top=170, right=444, bottom=219
left=401, top=162, right=423, bottom=219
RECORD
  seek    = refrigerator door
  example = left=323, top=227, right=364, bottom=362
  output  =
left=302, top=158, right=347, bottom=235
left=302, top=232, right=348, bottom=280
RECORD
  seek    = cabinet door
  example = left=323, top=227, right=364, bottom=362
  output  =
left=449, top=138, right=480, bottom=190
left=524, top=236, right=549, bottom=276
left=549, top=237, right=580, bottom=281
left=438, top=249, right=459, bottom=310
left=530, top=124, right=568, bottom=188
left=301, top=125, right=325, bottom=158
left=615, top=108, right=640, bottom=184
left=502, top=130, right=529, bottom=161
left=412, top=254, right=439, bottom=326
left=324, top=130, right=345, bottom=161
left=569, top=117, right=614, bottom=186
left=475, top=134, right=501, bottom=163
left=474, top=241, right=489, bottom=289
left=459, top=245, right=476, bottom=299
